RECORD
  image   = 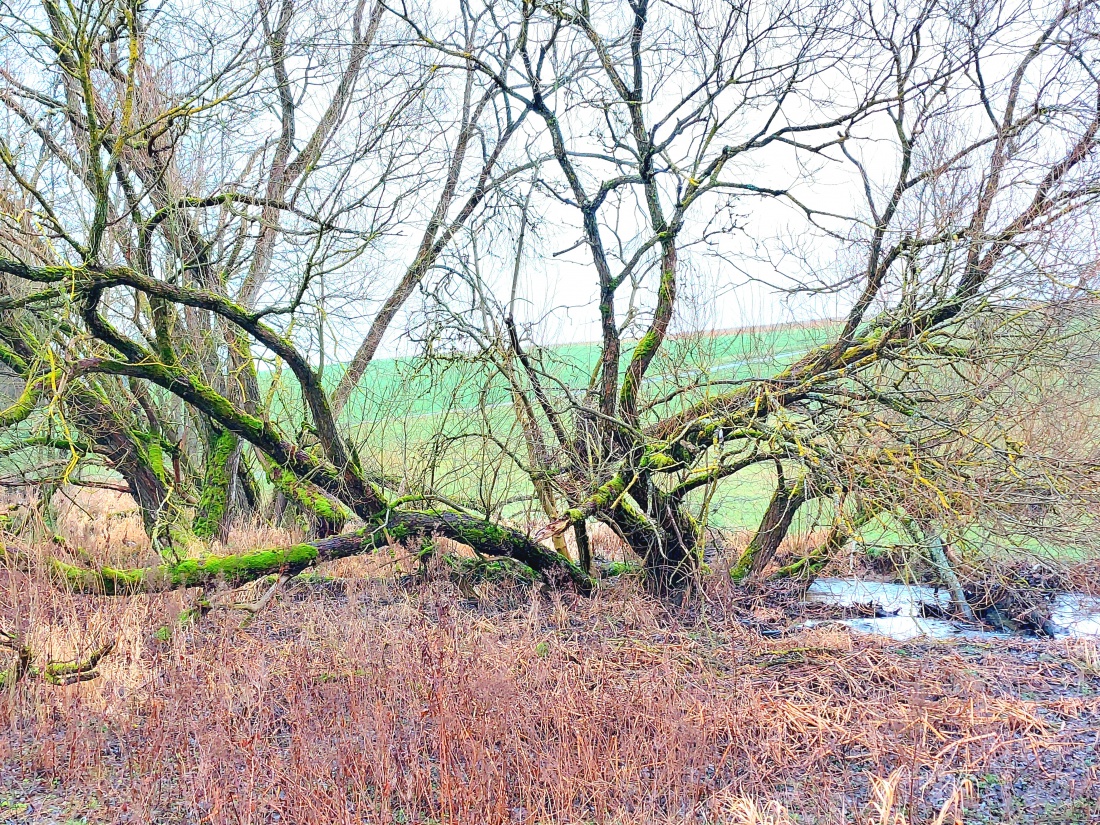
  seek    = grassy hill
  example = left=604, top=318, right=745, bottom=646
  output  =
left=259, top=321, right=839, bottom=532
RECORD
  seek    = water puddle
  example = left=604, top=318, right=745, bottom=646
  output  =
left=1050, top=593, right=1100, bottom=638
left=804, top=578, right=1100, bottom=641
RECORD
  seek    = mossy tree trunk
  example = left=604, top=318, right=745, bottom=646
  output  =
left=4, top=259, right=587, bottom=599
left=45, top=509, right=593, bottom=595
left=731, top=473, right=808, bottom=582
left=260, top=455, right=351, bottom=538
left=606, top=484, right=702, bottom=600
left=573, top=520, right=592, bottom=575
left=70, top=393, right=188, bottom=551
left=193, top=429, right=236, bottom=541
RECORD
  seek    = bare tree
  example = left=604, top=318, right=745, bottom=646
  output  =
left=0, top=0, right=589, bottom=590
left=2, top=0, right=1099, bottom=608
left=403, top=0, right=1100, bottom=597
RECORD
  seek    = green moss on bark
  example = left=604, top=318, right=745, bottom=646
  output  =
left=193, top=430, right=236, bottom=539
left=169, top=543, right=320, bottom=587
left=271, top=467, right=352, bottom=524
left=146, top=438, right=168, bottom=484
left=0, top=372, right=51, bottom=427
left=48, top=508, right=594, bottom=596
left=619, top=328, right=660, bottom=409
left=640, top=450, right=677, bottom=471
left=590, top=474, right=626, bottom=508
left=729, top=549, right=757, bottom=583
left=51, top=543, right=321, bottom=594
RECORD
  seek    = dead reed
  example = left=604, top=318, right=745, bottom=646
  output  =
left=0, top=491, right=1097, bottom=824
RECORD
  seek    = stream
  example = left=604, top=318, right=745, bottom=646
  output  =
left=804, top=578, right=1100, bottom=641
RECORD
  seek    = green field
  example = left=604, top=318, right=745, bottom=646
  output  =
left=259, top=322, right=839, bottom=533
left=285, top=321, right=1090, bottom=562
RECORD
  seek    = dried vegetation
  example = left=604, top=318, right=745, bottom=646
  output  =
left=1, top=493, right=1098, bottom=824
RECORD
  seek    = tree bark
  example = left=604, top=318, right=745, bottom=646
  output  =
left=41, top=509, right=593, bottom=595
left=574, top=520, right=592, bottom=575
left=609, top=487, right=701, bottom=600
left=65, top=390, right=182, bottom=544
left=193, top=429, right=236, bottom=541
left=731, top=476, right=808, bottom=582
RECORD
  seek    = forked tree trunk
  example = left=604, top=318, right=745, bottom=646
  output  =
left=611, top=489, right=702, bottom=600
left=66, top=392, right=182, bottom=545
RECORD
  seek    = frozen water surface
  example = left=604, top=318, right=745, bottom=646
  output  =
left=804, top=578, right=1100, bottom=641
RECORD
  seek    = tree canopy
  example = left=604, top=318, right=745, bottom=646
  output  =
left=2, top=0, right=1099, bottom=601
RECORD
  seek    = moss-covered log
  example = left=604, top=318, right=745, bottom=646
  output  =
left=47, top=509, right=594, bottom=595
left=0, top=627, right=114, bottom=688
left=406, top=511, right=592, bottom=591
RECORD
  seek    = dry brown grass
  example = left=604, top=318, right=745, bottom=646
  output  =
left=1, top=492, right=1098, bottom=824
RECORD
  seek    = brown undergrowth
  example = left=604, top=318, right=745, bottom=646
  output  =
left=0, top=492, right=1098, bottom=824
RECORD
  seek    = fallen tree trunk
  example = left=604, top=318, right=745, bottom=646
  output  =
left=30, top=510, right=594, bottom=595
